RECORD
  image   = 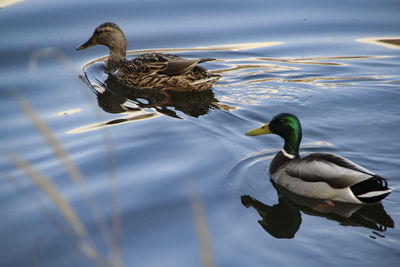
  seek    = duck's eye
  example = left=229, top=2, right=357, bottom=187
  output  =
left=96, top=28, right=109, bottom=34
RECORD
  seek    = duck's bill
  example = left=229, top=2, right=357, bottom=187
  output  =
left=76, top=36, right=96, bottom=50
left=245, top=123, right=271, bottom=136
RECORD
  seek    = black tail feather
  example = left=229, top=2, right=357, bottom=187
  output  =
left=351, top=177, right=392, bottom=203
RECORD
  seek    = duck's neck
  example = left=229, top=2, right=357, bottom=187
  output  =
left=282, top=131, right=301, bottom=158
left=105, top=39, right=127, bottom=72
left=269, top=137, right=300, bottom=174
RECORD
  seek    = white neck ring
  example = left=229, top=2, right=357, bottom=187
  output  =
left=281, top=149, right=295, bottom=159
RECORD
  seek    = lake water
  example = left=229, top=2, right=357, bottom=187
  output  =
left=1, top=0, right=400, bottom=266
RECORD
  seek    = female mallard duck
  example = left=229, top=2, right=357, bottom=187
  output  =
left=77, top=22, right=221, bottom=91
left=246, top=113, right=392, bottom=204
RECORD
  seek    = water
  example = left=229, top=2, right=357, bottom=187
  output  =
left=1, top=0, right=400, bottom=266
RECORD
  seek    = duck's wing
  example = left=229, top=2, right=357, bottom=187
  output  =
left=127, top=53, right=171, bottom=73
left=134, top=53, right=216, bottom=75
left=285, top=153, right=379, bottom=189
left=162, top=58, right=203, bottom=75
left=162, top=58, right=216, bottom=75
left=281, top=153, right=392, bottom=203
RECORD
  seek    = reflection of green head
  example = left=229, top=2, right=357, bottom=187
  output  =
left=246, top=113, right=302, bottom=157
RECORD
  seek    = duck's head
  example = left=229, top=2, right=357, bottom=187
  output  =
left=246, top=113, right=302, bottom=157
left=77, top=22, right=127, bottom=70
left=76, top=22, right=126, bottom=53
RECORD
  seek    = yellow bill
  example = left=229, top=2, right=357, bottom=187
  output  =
left=245, top=123, right=271, bottom=136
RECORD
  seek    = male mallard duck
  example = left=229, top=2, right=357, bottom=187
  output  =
left=77, top=22, right=221, bottom=91
left=246, top=113, right=392, bottom=204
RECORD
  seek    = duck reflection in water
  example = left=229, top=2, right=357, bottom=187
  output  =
left=92, top=75, right=227, bottom=119
left=241, top=180, right=394, bottom=239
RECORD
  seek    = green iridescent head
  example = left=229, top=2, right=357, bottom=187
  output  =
left=246, top=113, right=302, bottom=157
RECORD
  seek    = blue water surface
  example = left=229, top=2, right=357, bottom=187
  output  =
left=1, top=0, right=400, bottom=266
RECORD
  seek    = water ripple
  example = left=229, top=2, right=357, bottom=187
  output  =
left=78, top=41, right=395, bottom=115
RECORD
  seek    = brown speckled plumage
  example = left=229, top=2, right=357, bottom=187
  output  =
left=77, top=22, right=220, bottom=91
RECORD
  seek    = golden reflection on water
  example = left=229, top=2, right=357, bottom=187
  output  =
left=81, top=41, right=387, bottom=109
left=261, top=55, right=382, bottom=65
left=195, top=42, right=284, bottom=51
left=357, top=37, right=400, bottom=50
left=0, top=0, right=24, bottom=8
left=216, top=54, right=385, bottom=104
left=128, top=41, right=284, bottom=54
left=213, top=61, right=295, bottom=75
left=67, top=111, right=159, bottom=134
left=283, top=76, right=375, bottom=84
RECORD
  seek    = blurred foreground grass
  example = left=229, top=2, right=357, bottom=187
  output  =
left=6, top=47, right=214, bottom=267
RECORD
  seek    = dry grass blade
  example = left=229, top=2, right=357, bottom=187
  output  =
left=8, top=154, right=87, bottom=236
left=187, top=180, right=215, bottom=267
left=16, top=97, right=113, bottom=255
left=28, top=47, right=122, bottom=266
left=7, top=154, right=106, bottom=266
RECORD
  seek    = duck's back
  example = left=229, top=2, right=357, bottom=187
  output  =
left=111, top=53, right=220, bottom=91
left=271, top=152, right=392, bottom=203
